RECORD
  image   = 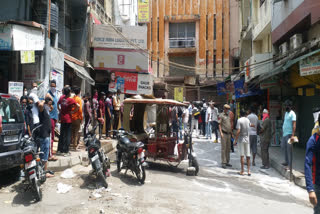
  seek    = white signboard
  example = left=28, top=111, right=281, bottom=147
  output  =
left=92, top=25, right=147, bottom=49
left=50, top=70, right=64, bottom=93
left=8, top=82, right=24, bottom=97
left=12, top=25, right=44, bottom=51
left=300, top=54, right=320, bottom=76
left=137, top=73, right=153, bottom=95
left=94, top=48, right=148, bottom=73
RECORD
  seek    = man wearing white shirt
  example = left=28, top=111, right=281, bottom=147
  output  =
left=206, top=103, right=213, bottom=140
left=247, top=107, right=259, bottom=166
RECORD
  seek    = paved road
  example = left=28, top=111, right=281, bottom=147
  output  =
left=0, top=138, right=313, bottom=214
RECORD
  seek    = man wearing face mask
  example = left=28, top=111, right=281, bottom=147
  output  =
left=46, top=80, right=59, bottom=161
left=281, top=100, right=296, bottom=169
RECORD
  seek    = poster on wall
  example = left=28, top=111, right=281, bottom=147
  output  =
left=174, top=87, right=184, bottom=102
left=108, top=71, right=152, bottom=95
left=0, top=25, right=12, bottom=50
left=50, top=70, right=64, bottom=93
left=8, top=81, right=23, bottom=97
left=20, top=50, right=35, bottom=64
left=138, top=0, right=149, bottom=23
left=217, top=82, right=227, bottom=96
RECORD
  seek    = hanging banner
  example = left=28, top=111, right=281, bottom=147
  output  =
left=174, top=87, right=184, bottom=102
left=234, top=79, right=262, bottom=99
left=217, top=82, right=227, bottom=96
left=20, top=50, right=35, bottom=64
left=51, top=48, right=65, bottom=72
left=8, top=82, right=24, bottom=98
left=300, top=54, right=320, bottom=76
left=109, top=72, right=152, bottom=95
left=138, top=0, right=149, bottom=23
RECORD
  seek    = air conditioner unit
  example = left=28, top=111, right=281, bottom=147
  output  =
left=279, top=42, right=288, bottom=55
left=290, top=34, right=302, bottom=50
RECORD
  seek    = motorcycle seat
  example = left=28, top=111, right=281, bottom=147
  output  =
left=126, top=141, right=144, bottom=148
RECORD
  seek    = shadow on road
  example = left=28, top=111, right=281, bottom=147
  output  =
left=110, top=168, right=144, bottom=186
left=11, top=182, right=40, bottom=206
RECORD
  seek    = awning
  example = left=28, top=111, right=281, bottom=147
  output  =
left=65, top=60, right=95, bottom=85
left=283, top=48, right=320, bottom=70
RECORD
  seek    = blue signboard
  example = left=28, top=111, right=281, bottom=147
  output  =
left=0, top=25, right=12, bottom=51
left=217, top=82, right=227, bottom=96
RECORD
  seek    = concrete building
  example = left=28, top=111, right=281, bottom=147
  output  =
left=114, top=0, right=138, bottom=26
left=148, top=0, right=231, bottom=101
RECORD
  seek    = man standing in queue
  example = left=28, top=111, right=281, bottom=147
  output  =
left=219, top=104, right=232, bottom=169
left=113, top=89, right=121, bottom=138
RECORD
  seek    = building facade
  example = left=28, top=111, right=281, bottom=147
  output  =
left=148, top=0, right=231, bottom=102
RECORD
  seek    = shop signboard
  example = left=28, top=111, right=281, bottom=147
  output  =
left=300, top=54, right=320, bottom=76
left=260, top=79, right=278, bottom=89
left=174, top=87, right=184, bottom=102
left=94, top=48, right=148, bottom=73
left=234, top=79, right=262, bottom=99
left=138, top=0, right=149, bottom=23
left=12, top=25, right=44, bottom=51
left=8, top=81, right=23, bottom=98
left=20, top=50, right=35, bottom=64
left=0, top=25, right=12, bottom=50
left=92, top=25, right=147, bottom=49
left=109, top=72, right=152, bottom=95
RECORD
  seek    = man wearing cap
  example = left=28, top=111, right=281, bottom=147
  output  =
left=219, top=104, right=232, bottom=168
left=260, top=109, right=272, bottom=169
left=281, top=100, right=296, bottom=169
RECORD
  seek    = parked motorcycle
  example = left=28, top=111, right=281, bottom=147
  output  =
left=115, top=130, right=147, bottom=184
left=84, top=125, right=110, bottom=188
left=20, top=125, right=46, bottom=202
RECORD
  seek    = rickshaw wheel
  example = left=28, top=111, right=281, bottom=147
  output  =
left=167, top=161, right=181, bottom=168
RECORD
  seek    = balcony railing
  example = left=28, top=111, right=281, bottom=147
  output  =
left=169, top=38, right=195, bottom=48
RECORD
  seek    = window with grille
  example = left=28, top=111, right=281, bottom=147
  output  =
left=169, top=22, right=196, bottom=48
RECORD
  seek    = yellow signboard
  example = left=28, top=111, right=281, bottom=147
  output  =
left=138, top=0, right=149, bottom=23
left=298, top=88, right=303, bottom=96
left=306, top=88, right=315, bottom=96
left=20, top=50, right=35, bottom=64
left=174, top=87, right=183, bottom=102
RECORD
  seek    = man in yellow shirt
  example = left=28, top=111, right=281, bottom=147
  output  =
left=71, top=87, right=83, bottom=150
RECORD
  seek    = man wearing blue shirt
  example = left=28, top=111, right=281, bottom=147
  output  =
left=281, top=100, right=296, bottom=169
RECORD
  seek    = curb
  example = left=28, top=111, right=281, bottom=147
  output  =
left=48, top=139, right=117, bottom=172
left=256, top=145, right=306, bottom=189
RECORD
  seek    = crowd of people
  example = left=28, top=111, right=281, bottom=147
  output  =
left=18, top=81, right=124, bottom=178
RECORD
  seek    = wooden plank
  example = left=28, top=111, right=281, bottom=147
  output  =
left=185, top=0, right=191, bottom=15
left=159, top=0, right=165, bottom=60
left=178, top=0, right=185, bottom=15
left=223, top=0, right=230, bottom=76
left=216, top=0, right=222, bottom=77
left=192, top=0, right=199, bottom=15
left=152, top=0, right=158, bottom=62
left=147, top=22, right=151, bottom=50
left=207, top=0, right=214, bottom=76
left=172, top=0, right=178, bottom=16
left=165, top=0, right=171, bottom=16
left=198, top=0, right=206, bottom=75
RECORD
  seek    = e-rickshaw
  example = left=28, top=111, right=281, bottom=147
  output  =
left=122, top=96, right=199, bottom=176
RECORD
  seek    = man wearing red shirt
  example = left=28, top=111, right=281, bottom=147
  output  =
left=57, top=86, right=79, bottom=156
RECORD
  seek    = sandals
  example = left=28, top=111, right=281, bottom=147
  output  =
left=248, top=172, right=251, bottom=176
left=238, top=171, right=245, bottom=176
left=48, top=156, right=58, bottom=161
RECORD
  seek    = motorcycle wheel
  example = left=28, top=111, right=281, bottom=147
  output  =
left=135, top=164, right=146, bottom=184
left=32, top=177, right=42, bottom=201
left=192, top=156, right=199, bottom=176
left=38, top=163, right=46, bottom=184
left=97, top=170, right=108, bottom=188
left=117, top=153, right=123, bottom=173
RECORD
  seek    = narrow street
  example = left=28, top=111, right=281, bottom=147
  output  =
left=0, top=138, right=312, bottom=214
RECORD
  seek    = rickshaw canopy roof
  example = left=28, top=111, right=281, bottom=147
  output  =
left=124, top=98, right=187, bottom=106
